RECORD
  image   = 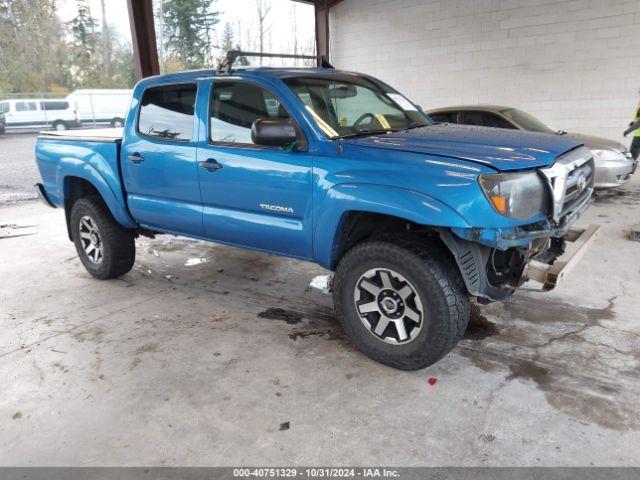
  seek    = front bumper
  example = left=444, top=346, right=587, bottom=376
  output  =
left=525, top=224, right=600, bottom=290
left=593, top=156, right=637, bottom=188
left=440, top=185, right=595, bottom=302
left=441, top=222, right=601, bottom=302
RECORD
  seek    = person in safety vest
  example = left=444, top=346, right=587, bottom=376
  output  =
left=626, top=90, right=640, bottom=160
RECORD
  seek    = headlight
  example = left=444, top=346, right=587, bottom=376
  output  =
left=591, top=149, right=625, bottom=162
left=479, top=171, right=550, bottom=220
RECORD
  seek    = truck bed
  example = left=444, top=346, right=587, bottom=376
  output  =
left=35, top=127, right=128, bottom=221
left=39, top=127, right=123, bottom=142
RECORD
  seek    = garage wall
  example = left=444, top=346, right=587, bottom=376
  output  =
left=329, top=0, right=640, bottom=144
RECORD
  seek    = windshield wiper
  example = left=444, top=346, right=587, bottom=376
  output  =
left=335, top=129, right=391, bottom=139
left=335, top=121, right=429, bottom=139
left=396, top=121, right=428, bottom=132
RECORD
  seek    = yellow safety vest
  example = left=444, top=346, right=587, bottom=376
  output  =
left=635, top=104, right=640, bottom=137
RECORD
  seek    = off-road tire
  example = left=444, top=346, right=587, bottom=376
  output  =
left=70, top=197, right=135, bottom=279
left=333, top=235, right=469, bottom=370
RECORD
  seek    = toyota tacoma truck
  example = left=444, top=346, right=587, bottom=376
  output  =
left=35, top=57, right=598, bottom=370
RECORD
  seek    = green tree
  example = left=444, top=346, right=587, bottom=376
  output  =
left=66, top=0, right=136, bottom=89
left=218, top=22, right=249, bottom=67
left=67, top=0, right=100, bottom=86
left=161, top=0, right=219, bottom=69
left=221, top=22, right=234, bottom=54
left=0, top=0, right=70, bottom=92
left=110, top=41, right=136, bottom=88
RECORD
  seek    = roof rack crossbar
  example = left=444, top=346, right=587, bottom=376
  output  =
left=217, top=50, right=334, bottom=73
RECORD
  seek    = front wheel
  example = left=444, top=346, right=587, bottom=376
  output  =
left=70, top=197, right=135, bottom=279
left=333, top=236, right=469, bottom=370
left=52, top=121, right=68, bottom=131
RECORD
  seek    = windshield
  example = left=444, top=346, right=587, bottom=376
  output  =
left=282, top=76, right=431, bottom=138
left=0, top=102, right=8, bottom=114
left=500, top=108, right=554, bottom=134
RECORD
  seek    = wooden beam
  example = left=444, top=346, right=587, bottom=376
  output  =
left=314, top=0, right=330, bottom=66
left=291, top=0, right=344, bottom=6
left=305, top=0, right=344, bottom=66
left=127, top=0, right=160, bottom=79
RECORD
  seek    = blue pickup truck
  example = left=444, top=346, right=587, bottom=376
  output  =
left=35, top=62, right=598, bottom=370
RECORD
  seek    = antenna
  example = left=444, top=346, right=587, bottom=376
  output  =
left=217, top=50, right=334, bottom=73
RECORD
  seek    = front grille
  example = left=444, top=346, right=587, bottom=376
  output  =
left=560, top=158, right=594, bottom=218
left=540, top=146, right=594, bottom=224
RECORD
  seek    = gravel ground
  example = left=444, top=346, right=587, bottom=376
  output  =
left=0, top=133, right=39, bottom=206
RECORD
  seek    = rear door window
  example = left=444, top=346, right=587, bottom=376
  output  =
left=460, top=111, right=484, bottom=126
left=482, top=113, right=515, bottom=129
left=15, top=102, right=37, bottom=112
left=461, top=111, right=515, bottom=129
left=41, top=101, right=70, bottom=111
left=137, top=84, right=197, bottom=141
left=429, top=111, right=458, bottom=123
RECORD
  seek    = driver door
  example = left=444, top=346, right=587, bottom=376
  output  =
left=196, top=79, right=314, bottom=258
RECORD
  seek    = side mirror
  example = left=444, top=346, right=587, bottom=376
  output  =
left=252, top=118, right=296, bottom=147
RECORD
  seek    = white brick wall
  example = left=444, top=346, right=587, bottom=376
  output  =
left=330, top=0, right=640, bottom=145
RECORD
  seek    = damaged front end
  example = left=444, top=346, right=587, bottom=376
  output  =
left=440, top=147, right=600, bottom=303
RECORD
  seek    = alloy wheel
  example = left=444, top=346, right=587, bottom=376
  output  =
left=78, top=215, right=104, bottom=264
left=354, top=268, right=423, bottom=344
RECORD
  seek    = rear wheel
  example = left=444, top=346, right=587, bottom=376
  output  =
left=52, top=121, right=68, bottom=131
left=333, top=236, right=469, bottom=370
left=111, top=118, right=124, bottom=128
left=70, top=197, right=135, bottom=279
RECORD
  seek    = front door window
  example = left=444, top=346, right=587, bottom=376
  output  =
left=210, top=81, right=291, bottom=145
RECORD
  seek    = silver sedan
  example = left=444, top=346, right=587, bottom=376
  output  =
left=427, top=105, right=637, bottom=189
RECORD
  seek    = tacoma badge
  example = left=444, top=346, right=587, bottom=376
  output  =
left=259, top=203, right=294, bottom=214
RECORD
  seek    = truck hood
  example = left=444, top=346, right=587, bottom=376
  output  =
left=346, top=123, right=582, bottom=171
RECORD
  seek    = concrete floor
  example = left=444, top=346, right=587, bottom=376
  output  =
left=0, top=134, right=38, bottom=205
left=0, top=178, right=639, bottom=466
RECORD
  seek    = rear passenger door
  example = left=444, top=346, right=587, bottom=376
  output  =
left=122, top=83, right=204, bottom=236
left=196, top=79, right=314, bottom=258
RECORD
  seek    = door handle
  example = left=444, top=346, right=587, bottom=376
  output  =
left=128, top=153, right=144, bottom=164
left=199, top=159, right=223, bottom=171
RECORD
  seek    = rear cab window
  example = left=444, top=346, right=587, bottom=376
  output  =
left=137, top=84, right=197, bottom=141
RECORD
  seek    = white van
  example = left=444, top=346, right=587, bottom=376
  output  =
left=0, top=99, right=81, bottom=131
left=66, top=89, right=132, bottom=127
